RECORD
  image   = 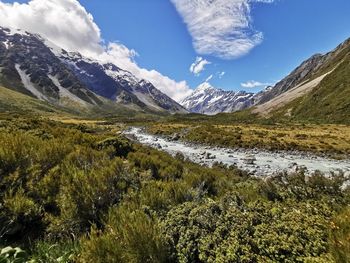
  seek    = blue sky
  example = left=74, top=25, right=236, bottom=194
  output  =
left=1, top=0, right=350, bottom=97
left=80, top=0, right=350, bottom=93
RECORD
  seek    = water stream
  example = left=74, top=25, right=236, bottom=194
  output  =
left=125, top=127, right=350, bottom=177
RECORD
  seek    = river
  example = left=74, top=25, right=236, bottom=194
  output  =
left=125, top=127, right=350, bottom=177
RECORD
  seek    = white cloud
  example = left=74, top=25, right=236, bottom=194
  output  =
left=171, top=0, right=274, bottom=60
left=0, top=0, right=192, bottom=102
left=241, top=80, right=271, bottom=88
left=205, top=74, right=213, bottom=82
left=218, top=71, right=225, bottom=78
left=0, top=0, right=103, bottom=55
left=254, top=0, right=275, bottom=3
left=190, top=57, right=211, bottom=75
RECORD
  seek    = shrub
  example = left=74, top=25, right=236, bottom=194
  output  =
left=0, top=246, right=28, bottom=263
left=162, top=197, right=334, bottom=262
left=79, top=205, right=171, bottom=263
left=96, top=136, right=133, bottom=158
left=329, top=207, right=350, bottom=262
left=50, top=153, right=129, bottom=236
left=30, top=240, right=79, bottom=263
left=1, top=188, right=43, bottom=242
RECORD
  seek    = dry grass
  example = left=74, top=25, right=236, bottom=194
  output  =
left=49, top=117, right=102, bottom=125
left=46, top=117, right=125, bottom=135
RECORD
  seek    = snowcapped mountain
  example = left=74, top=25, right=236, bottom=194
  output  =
left=180, top=82, right=255, bottom=115
left=0, top=27, right=187, bottom=114
left=0, top=27, right=102, bottom=107
left=58, top=51, right=187, bottom=112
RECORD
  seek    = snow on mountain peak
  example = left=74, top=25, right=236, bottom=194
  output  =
left=195, top=81, right=214, bottom=92
left=0, top=26, right=29, bottom=37
left=181, top=82, right=255, bottom=115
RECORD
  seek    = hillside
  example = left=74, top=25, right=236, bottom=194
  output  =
left=180, top=37, right=350, bottom=123
left=0, top=85, right=72, bottom=116
left=254, top=38, right=350, bottom=105
left=273, top=53, right=350, bottom=123
left=0, top=85, right=169, bottom=122
left=250, top=37, right=350, bottom=123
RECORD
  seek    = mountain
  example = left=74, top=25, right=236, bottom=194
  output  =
left=1, top=26, right=348, bottom=121
left=0, top=27, right=187, bottom=114
left=253, top=37, right=350, bottom=123
left=58, top=51, right=187, bottom=113
left=180, top=82, right=255, bottom=115
left=181, top=36, right=350, bottom=123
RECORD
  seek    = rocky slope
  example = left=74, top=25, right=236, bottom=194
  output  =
left=0, top=27, right=102, bottom=107
left=180, top=82, right=255, bottom=115
left=0, top=27, right=187, bottom=114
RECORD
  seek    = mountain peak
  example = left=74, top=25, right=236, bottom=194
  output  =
left=195, top=82, right=215, bottom=92
left=181, top=82, right=254, bottom=115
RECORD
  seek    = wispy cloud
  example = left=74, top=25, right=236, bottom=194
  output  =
left=205, top=74, right=213, bottom=82
left=241, top=80, right=272, bottom=88
left=0, top=0, right=192, bottom=102
left=190, top=57, right=211, bottom=75
left=171, top=0, right=274, bottom=60
left=254, top=0, right=275, bottom=3
left=218, top=71, right=226, bottom=78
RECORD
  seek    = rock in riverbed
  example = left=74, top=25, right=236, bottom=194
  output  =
left=243, top=155, right=257, bottom=165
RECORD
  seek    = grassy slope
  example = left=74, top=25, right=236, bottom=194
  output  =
left=291, top=55, right=350, bottom=123
left=271, top=55, right=350, bottom=124
left=147, top=122, right=350, bottom=157
left=264, top=40, right=350, bottom=124
left=0, top=85, right=168, bottom=122
left=0, top=85, right=72, bottom=117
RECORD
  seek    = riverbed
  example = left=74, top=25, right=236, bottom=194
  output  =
left=125, top=127, right=350, bottom=177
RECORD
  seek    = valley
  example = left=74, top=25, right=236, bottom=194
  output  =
left=0, top=6, right=350, bottom=262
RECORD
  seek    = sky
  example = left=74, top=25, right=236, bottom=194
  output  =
left=0, top=0, right=350, bottom=102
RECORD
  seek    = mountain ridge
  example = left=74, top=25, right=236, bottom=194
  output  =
left=254, top=37, right=350, bottom=106
left=0, top=26, right=187, bottom=115
left=180, top=82, right=255, bottom=115
left=1, top=26, right=349, bottom=122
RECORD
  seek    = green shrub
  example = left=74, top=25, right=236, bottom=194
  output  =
left=50, top=153, right=129, bottom=236
left=79, top=205, right=171, bottom=263
left=30, top=240, right=79, bottom=263
left=0, top=116, right=349, bottom=262
left=329, top=207, right=350, bottom=262
left=0, top=246, right=28, bottom=263
left=162, top=197, right=334, bottom=262
left=1, top=188, right=43, bottom=242
left=96, top=136, right=133, bottom=158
